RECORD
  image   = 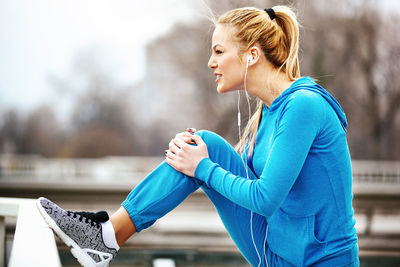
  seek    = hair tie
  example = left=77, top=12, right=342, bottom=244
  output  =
left=264, top=8, right=275, bottom=20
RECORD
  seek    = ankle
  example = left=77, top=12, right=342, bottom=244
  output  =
left=109, top=219, right=123, bottom=247
left=110, top=207, right=137, bottom=247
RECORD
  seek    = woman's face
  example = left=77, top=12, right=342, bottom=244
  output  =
left=208, top=24, right=245, bottom=93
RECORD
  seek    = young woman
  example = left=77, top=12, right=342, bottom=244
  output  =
left=37, top=6, right=359, bottom=267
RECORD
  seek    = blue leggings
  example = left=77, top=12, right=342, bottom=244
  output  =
left=121, top=130, right=357, bottom=267
left=122, top=130, right=277, bottom=266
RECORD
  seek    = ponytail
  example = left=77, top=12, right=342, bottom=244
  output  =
left=218, top=6, right=300, bottom=155
left=274, top=5, right=300, bottom=80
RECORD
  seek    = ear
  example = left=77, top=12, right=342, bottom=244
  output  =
left=247, top=46, right=262, bottom=66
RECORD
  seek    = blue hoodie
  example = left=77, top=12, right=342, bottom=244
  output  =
left=195, top=77, right=358, bottom=266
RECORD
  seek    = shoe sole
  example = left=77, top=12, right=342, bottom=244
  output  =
left=36, top=198, right=108, bottom=267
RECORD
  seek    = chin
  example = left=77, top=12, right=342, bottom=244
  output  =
left=216, top=87, right=225, bottom=94
left=217, top=87, right=229, bottom=94
left=217, top=84, right=234, bottom=94
left=216, top=84, right=224, bottom=94
left=217, top=85, right=240, bottom=94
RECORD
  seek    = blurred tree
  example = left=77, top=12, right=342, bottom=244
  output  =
left=58, top=125, right=131, bottom=158
left=2, top=0, right=398, bottom=160
left=140, top=0, right=399, bottom=159
left=348, top=11, right=400, bottom=160
left=52, top=47, right=145, bottom=157
left=0, top=110, right=22, bottom=154
left=142, top=21, right=240, bottom=145
left=137, top=0, right=285, bottom=148
left=300, top=3, right=400, bottom=159
left=19, top=105, right=63, bottom=157
left=60, top=86, right=139, bottom=157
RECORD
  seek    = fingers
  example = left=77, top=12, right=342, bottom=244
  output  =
left=165, top=139, right=186, bottom=173
left=175, top=132, right=195, bottom=144
left=165, top=150, right=177, bottom=160
left=164, top=130, right=205, bottom=178
left=190, top=134, right=205, bottom=146
left=175, top=132, right=190, bottom=138
left=167, top=129, right=199, bottom=156
left=174, top=137, right=188, bottom=150
left=168, top=136, right=191, bottom=155
left=168, top=139, right=179, bottom=154
left=186, top=128, right=197, bottom=134
left=164, top=152, right=176, bottom=170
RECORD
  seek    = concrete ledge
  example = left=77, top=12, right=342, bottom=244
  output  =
left=0, top=197, right=61, bottom=267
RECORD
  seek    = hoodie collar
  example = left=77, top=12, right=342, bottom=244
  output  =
left=262, top=77, right=348, bottom=131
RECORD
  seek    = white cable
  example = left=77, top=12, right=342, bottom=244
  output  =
left=237, top=91, right=241, bottom=128
left=250, top=210, right=262, bottom=267
left=243, top=59, right=252, bottom=129
left=238, top=90, right=250, bottom=181
left=263, top=224, right=269, bottom=267
left=238, top=58, right=268, bottom=267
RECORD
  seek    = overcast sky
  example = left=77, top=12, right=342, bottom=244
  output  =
left=1, top=0, right=399, bottom=118
left=0, top=0, right=203, bottom=115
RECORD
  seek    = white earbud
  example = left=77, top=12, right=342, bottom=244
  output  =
left=247, top=55, right=253, bottom=64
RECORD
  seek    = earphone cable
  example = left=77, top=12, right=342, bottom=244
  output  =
left=238, top=58, right=264, bottom=267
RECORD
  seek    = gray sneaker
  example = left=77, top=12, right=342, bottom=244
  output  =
left=37, top=197, right=118, bottom=267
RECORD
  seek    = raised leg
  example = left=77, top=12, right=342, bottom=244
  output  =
left=118, top=130, right=269, bottom=266
left=196, top=130, right=269, bottom=266
left=121, top=160, right=203, bottom=232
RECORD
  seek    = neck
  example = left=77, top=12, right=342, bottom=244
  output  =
left=245, top=62, right=295, bottom=107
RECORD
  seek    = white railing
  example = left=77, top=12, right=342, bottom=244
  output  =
left=0, top=154, right=162, bottom=183
left=0, top=197, right=61, bottom=267
left=1, top=154, right=399, bottom=184
left=0, top=197, right=179, bottom=267
left=352, top=160, right=400, bottom=184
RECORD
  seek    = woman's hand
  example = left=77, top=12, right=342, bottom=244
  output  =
left=165, top=130, right=209, bottom=177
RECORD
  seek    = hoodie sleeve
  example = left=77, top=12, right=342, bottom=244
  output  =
left=194, top=91, right=325, bottom=216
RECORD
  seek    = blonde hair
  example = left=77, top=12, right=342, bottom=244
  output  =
left=216, top=6, right=301, bottom=155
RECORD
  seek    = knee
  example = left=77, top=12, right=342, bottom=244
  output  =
left=195, top=130, right=235, bottom=156
left=195, top=130, right=224, bottom=147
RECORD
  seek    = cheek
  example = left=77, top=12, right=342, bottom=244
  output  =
left=227, top=63, right=244, bottom=82
left=220, top=68, right=244, bottom=92
left=222, top=57, right=242, bottom=76
left=217, top=54, right=245, bottom=91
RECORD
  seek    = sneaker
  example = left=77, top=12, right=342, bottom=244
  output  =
left=36, top=197, right=118, bottom=267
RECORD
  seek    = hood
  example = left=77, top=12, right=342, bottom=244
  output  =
left=267, top=77, right=348, bottom=131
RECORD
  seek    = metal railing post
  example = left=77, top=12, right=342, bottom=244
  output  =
left=0, top=216, right=5, bottom=267
left=0, top=198, right=61, bottom=267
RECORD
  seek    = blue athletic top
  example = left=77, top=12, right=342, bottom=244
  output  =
left=195, top=77, right=358, bottom=266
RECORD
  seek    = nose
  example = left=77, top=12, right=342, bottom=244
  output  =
left=208, top=55, right=216, bottom=69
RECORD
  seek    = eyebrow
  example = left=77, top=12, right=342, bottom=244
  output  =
left=212, top=44, right=222, bottom=50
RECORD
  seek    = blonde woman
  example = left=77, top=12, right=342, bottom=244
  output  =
left=37, top=6, right=359, bottom=267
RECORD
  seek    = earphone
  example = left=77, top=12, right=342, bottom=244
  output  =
left=238, top=54, right=269, bottom=267
left=247, top=55, right=253, bottom=64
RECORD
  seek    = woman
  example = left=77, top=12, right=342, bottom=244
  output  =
left=37, top=5, right=359, bottom=267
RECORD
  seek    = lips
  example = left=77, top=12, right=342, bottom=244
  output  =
left=214, top=73, right=222, bottom=83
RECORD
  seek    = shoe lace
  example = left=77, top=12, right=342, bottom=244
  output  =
left=67, top=210, right=109, bottom=228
